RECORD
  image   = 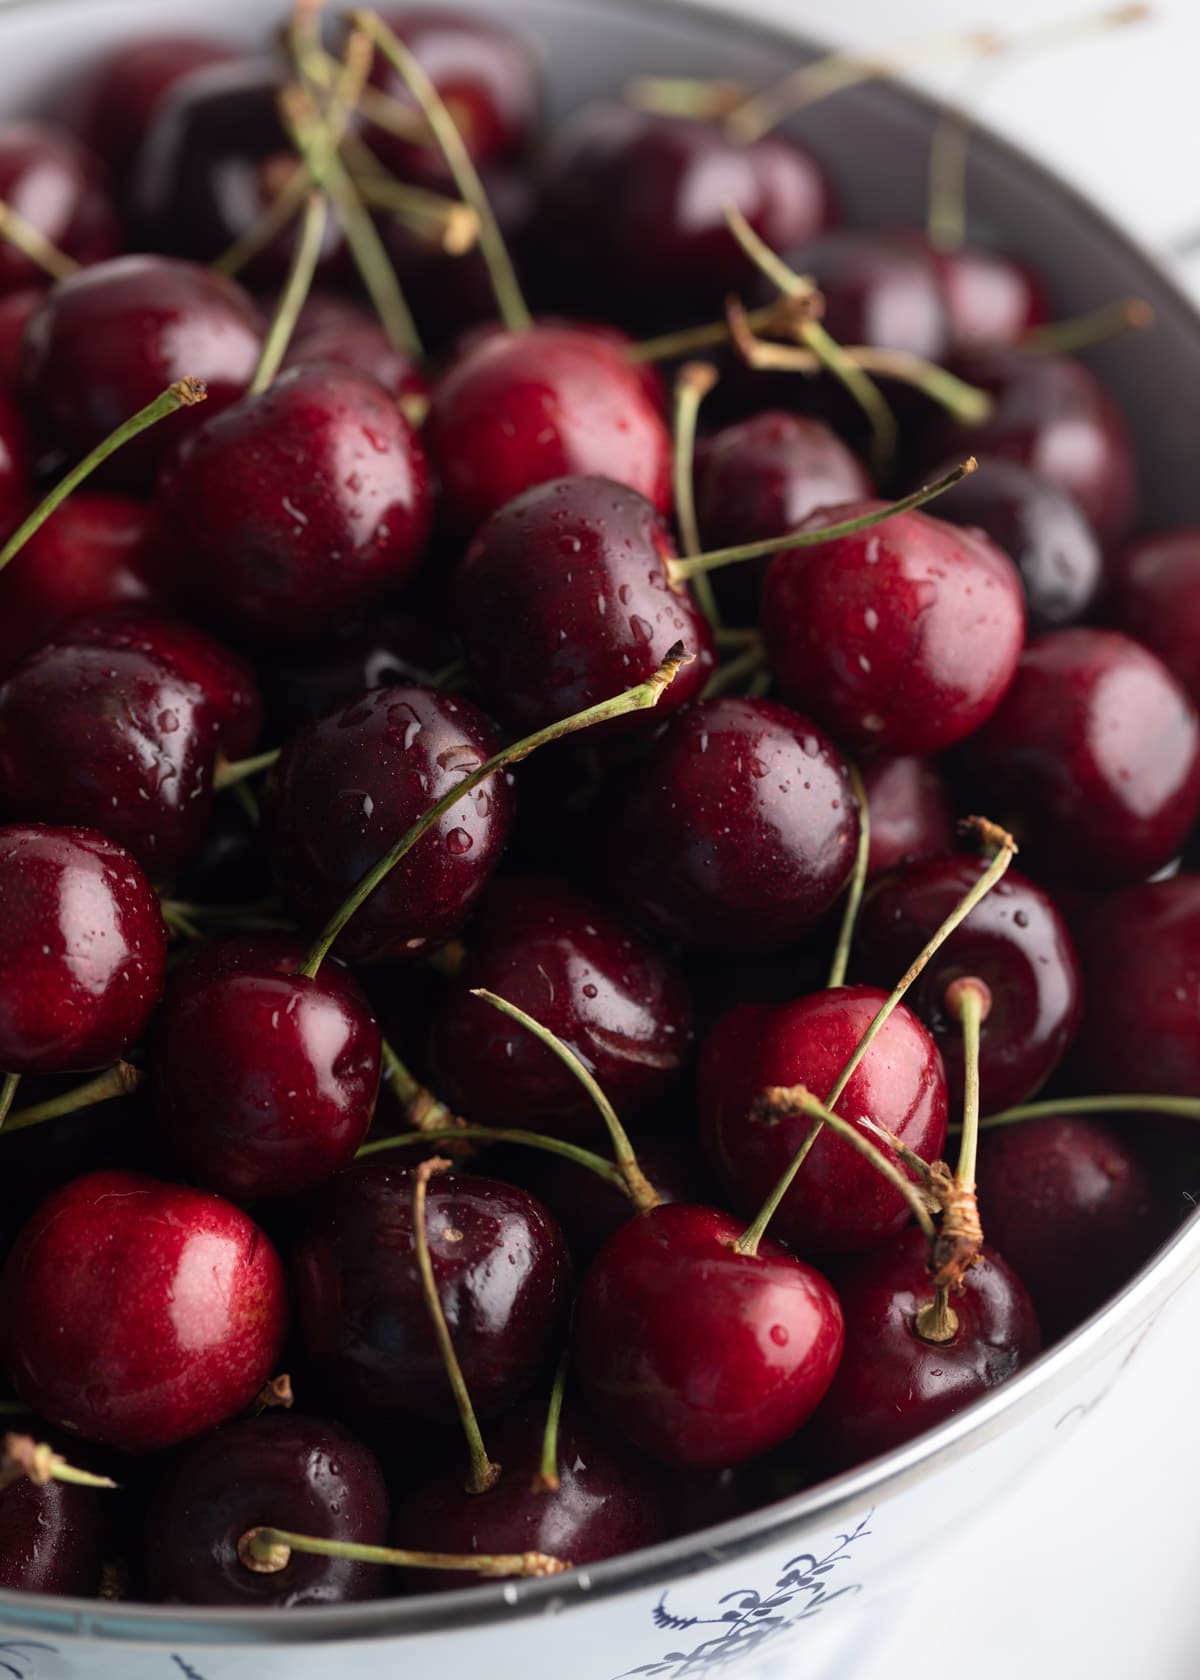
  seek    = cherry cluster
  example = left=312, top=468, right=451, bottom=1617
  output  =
left=0, top=0, right=1195, bottom=1614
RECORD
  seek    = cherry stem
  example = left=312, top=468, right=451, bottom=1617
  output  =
left=0, top=1073, right=18, bottom=1131
left=701, top=635, right=765, bottom=701
left=826, top=762, right=870, bottom=990
left=0, top=379, right=207, bottom=576
left=2, top=1061, right=140, bottom=1135
left=0, top=198, right=80, bottom=281
left=533, top=1347, right=570, bottom=1495
left=353, top=170, right=480, bottom=253
left=212, top=168, right=312, bottom=279
left=926, top=976, right=991, bottom=1296
left=672, top=361, right=722, bottom=630
left=624, top=75, right=752, bottom=119
left=352, top=8, right=532, bottom=334
left=913, top=1285, right=960, bottom=1344
left=213, top=748, right=281, bottom=793
left=470, top=989, right=660, bottom=1214
left=1015, top=297, right=1156, bottom=356
left=947, top=977, right=989, bottom=1191
left=0, top=1434, right=118, bottom=1495
left=626, top=303, right=787, bottom=365
left=667, top=460, right=976, bottom=583
left=412, top=1156, right=500, bottom=1494
left=247, top=192, right=330, bottom=395
left=253, top=1373, right=295, bottom=1414
left=976, top=1093, right=1200, bottom=1132
left=296, top=644, right=693, bottom=977
left=238, top=1524, right=568, bottom=1577
left=356, top=1123, right=631, bottom=1194
left=381, top=1039, right=466, bottom=1137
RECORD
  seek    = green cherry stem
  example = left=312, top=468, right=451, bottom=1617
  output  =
left=296, top=644, right=692, bottom=978
left=356, top=1124, right=630, bottom=1194
left=239, top=1525, right=568, bottom=1577
left=0, top=1434, right=118, bottom=1494
left=701, top=636, right=765, bottom=700
left=0, top=198, right=80, bottom=281
left=826, top=762, right=870, bottom=990
left=2, top=1062, right=140, bottom=1135
left=533, top=1347, right=570, bottom=1494
left=247, top=192, right=331, bottom=395
left=213, top=748, right=282, bottom=793
left=671, top=360, right=722, bottom=630
left=381, top=1039, right=466, bottom=1136
left=352, top=168, right=480, bottom=252
left=975, top=1093, right=1200, bottom=1133
left=0, top=1072, right=19, bottom=1130
left=1014, top=296, right=1155, bottom=357
left=0, top=380, right=207, bottom=575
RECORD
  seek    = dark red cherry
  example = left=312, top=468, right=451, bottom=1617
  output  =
left=0, top=823, right=166, bottom=1074
left=1, top=1169, right=286, bottom=1450
left=596, top=697, right=860, bottom=952
left=259, top=608, right=456, bottom=736
left=812, top=1225, right=1040, bottom=1469
left=0, top=384, right=30, bottom=537
left=268, top=683, right=513, bottom=963
left=155, top=935, right=381, bottom=1203
left=392, top=1406, right=664, bottom=1591
left=574, top=1202, right=844, bottom=1469
left=427, top=325, right=673, bottom=533
left=977, top=1115, right=1166, bottom=1340
left=700, top=987, right=948, bottom=1256
left=763, top=229, right=949, bottom=361
left=281, top=301, right=430, bottom=406
left=932, top=457, right=1102, bottom=632
left=0, top=494, right=170, bottom=674
left=163, top=365, right=432, bottom=645
left=916, top=236, right=1048, bottom=352
left=536, top=106, right=831, bottom=327
left=64, top=33, right=240, bottom=180
left=860, top=756, right=956, bottom=879
left=145, top=1414, right=388, bottom=1607
left=290, top=1162, right=571, bottom=1435
left=1069, top=875, right=1200, bottom=1096
left=19, top=255, right=262, bottom=490
left=0, top=121, right=119, bottom=295
left=455, top=476, right=713, bottom=736
left=855, top=856, right=1083, bottom=1114
left=969, top=629, right=1200, bottom=888
left=0, top=1437, right=113, bottom=1596
left=428, top=874, right=691, bottom=1134
left=763, top=501, right=1026, bottom=757
left=1106, top=528, right=1200, bottom=703
left=0, top=287, right=42, bottom=388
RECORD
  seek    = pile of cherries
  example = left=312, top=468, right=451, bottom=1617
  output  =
left=0, top=0, right=1196, bottom=1616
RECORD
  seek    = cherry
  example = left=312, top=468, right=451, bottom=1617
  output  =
left=163, top=364, right=433, bottom=645
left=0, top=287, right=42, bottom=388
left=259, top=608, right=456, bottom=736
left=145, top=1414, right=389, bottom=1606
left=19, top=255, right=262, bottom=491
left=155, top=935, right=381, bottom=1204
left=428, top=875, right=691, bottom=1135
left=281, top=301, right=430, bottom=406
left=536, top=106, right=832, bottom=327
left=931, top=457, right=1102, bottom=632
left=0, top=824, right=166, bottom=1074
left=63, top=33, right=239, bottom=180
left=267, top=683, right=513, bottom=964
left=0, top=384, right=30, bottom=538
left=968, top=629, right=1200, bottom=888
left=596, top=697, right=860, bottom=951
left=1, top=1168, right=286, bottom=1451
left=915, top=236, right=1048, bottom=352
left=812, top=1225, right=1040, bottom=1468
left=860, top=756, right=956, bottom=879
left=855, top=857, right=1082, bottom=1115
left=977, top=1115, right=1167, bottom=1340
left=0, top=1438, right=113, bottom=1596
left=700, top=987, right=948, bottom=1256
left=759, top=229, right=949, bottom=360
left=0, top=121, right=119, bottom=296
left=290, top=1162, right=571, bottom=1435
left=455, top=476, right=713, bottom=736
left=1105, top=528, right=1200, bottom=703
left=426, top=325, right=673, bottom=533
left=391, top=1406, right=664, bottom=1591
left=574, top=1202, right=844, bottom=1469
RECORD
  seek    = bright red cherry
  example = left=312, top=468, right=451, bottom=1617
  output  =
left=762, top=501, right=1026, bottom=757
left=427, top=325, right=673, bottom=532
left=701, top=987, right=948, bottom=1256
left=0, top=824, right=166, bottom=1075
left=574, top=1202, right=844, bottom=1469
left=1, top=1169, right=286, bottom=1451
left=0, top=121, right=119, bottom=295
left=0, top=384, right=29, bottom=537
left=0, top=288, right=42, bottom=387
left=1106, top=527, right=1200, bottom=703
left=267, top=683, right=513, bottom=964
left=63, top=33, right=240, bottom=179
left=919, top=237, right=1048, bottom=351
left=969, top=629, right=1200, bottom=888
left=597, top=697, right=860, bottom=951
left=163, top=365, right=433, bottom=645
left=0, top=1434, right=113, bottom=1596
left=860, top=756, right=956, bottom=879
left=764, top=229, right=949, bottom=360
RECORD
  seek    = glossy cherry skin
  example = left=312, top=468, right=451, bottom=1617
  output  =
left=268, top=683, right=513, bottom=964
left=392, top=1407, right=665, bottom=1591
left=597, top=697, right=859, bottom=952
left=536, top=106, right=832, bottom=327
left=456, top=476, right=713, bottom=736
left=428, top=875, right=691, bottom=1134
left=860, top=756, right=955, bottom=879
left=427, top=325, right=673, bottom=533
left=977, top=1116, right=1165, bottom=1340
left=259, top=609, right=456, bottom=737
left=763, top=501, right=1026, bottom=757
left=290, top=1163, right=572, bottom=1435
left=0, top=824, right=166, bottom=1074
left=855, top=857, right=1083, bottom=1115
left=701, top=987, right=948, bottom=1256
left=64, top=33, right=239, bottom=179
left=163, top=364, right=433, bottom=645
left=766, top=229, right=949, bottom=360
left=0, top=288, right=42, bottom=388
left=155, top=935, right=382, bottom=1203
left=0, top=121, right=119, bottom=296
left=812, top=1226, right=1040, bottom=1469
left=281, top=301, right=430, bottom=407
left=932, top=457, right=1102, bottom=632
left=1, top=1169, right=286, bottom=1451
left=0, top=1469, right=111, bottom=1598
left=19, top=255, right=262, bottom=490
left=145, top=1414, right=389, bottom=1607
left=1106, top=528, right=1200, bottom=703
left=919, top=238, right=1048, bottom=352
left=574, top=1203, right=844, bottom=1469
left=1068, top=876, right=1200, bottom=1096
left=969, top=629, right=1200, bottom=888
left=0, top=384, right=29, bottom=537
